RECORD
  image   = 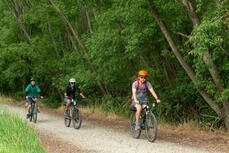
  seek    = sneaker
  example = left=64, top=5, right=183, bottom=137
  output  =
left=26, top=113, right=30, bottom=119
left=135, top=122, right=141, bottom=130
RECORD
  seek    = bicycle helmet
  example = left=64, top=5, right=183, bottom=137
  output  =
left=30, top=78, right=35, bottom=82
left=138, top=70, right=148, bottom=76
left=69, top=78, right=76, bottom=83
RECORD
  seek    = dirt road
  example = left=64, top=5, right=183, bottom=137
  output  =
left=0, top=103, right=226, bottom=153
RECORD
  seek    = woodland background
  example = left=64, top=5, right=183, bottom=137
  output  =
left=0, top=0, right=229, bottom=129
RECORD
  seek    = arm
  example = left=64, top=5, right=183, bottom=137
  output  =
left=75, top=86, right=86, bottom=99
left=64, top=86, right=70, bottom=98
left=149, top=88, right=160, bottom=103
left=64, top=92, right=68, bottom=98
left=36, top=85, right=43, bottom=98
left=25, top=84, right=30, bottom=99
left=80, top=93, right=86, bottom=99
left=132, top=88, right=139, bottom=104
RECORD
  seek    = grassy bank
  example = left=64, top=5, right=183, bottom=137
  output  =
left=0, top=111, right=48, bottom=153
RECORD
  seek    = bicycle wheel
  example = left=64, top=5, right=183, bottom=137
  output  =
left=29, top=104, right=34, bottom=122
left=130, top=111, right=141, bottom=139
left=72, top=108, right=82, bottom=129
left=145, top=112, right=157, bottom=142
left=32, top=104, right=38, bottom=123
left=64, top=108, right=71, bottom=127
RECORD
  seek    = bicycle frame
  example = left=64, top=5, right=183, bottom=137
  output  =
left=28, top=97, right=38, bottom=123
left=130, top=100, right=158, bottom=142
left=64, top=98, right=82, bottom=129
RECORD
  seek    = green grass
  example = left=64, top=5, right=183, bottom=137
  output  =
left=0, top=111, right=48, bottom=153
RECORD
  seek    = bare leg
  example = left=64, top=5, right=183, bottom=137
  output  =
left=66, top=99, right=71, bottom=108
left=27, top=104, right=31, bottom=113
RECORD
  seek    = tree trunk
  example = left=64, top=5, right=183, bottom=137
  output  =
left=6, top=0, right=39, bottom=53
left=182, top=0, right=229, bottom=129
left=149, top=3, right=221, bottom=116
left=6, top=0, right=71, bottom=93
left=84, top=5, right=93, bottom=33
left=222, top=102, right=229, bottom=128
left=48, top=0, right=109, bottom=96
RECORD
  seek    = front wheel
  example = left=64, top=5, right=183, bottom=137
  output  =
left=29, top=103, right=37, bottom=123
left=72, top=107, right=82, bottom=129
left=145, top=111, right=157, bottom=142
left=130, top=111, right=141, bottom=139
left=32, top=104, right=38, bottom=123
left=64, top=108, right=71, bottom=127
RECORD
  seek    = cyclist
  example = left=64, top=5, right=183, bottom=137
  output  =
left=25, top=78, right=43, bottom=118
left=132, top=70, right=160, bottom=130
left=64, top=78, right=86, bottom=115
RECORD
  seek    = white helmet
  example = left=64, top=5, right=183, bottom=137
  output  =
left=69, top=78, right=76, bottom=83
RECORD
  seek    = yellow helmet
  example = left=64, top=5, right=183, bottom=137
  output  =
left=138, top=70, right=148, bottom=76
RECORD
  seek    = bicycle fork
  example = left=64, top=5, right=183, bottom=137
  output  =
left=70, top=107, right=74, bottom=118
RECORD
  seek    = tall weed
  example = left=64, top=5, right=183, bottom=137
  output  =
left=0, top=111, right=48, bottom=153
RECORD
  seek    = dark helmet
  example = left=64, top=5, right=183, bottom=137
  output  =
left=30, top=78, right=35, bottom=82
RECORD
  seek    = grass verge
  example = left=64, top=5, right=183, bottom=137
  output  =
left=0, top=111, right=48, bottom=153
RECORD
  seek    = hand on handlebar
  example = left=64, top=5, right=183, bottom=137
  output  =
left=135, top=100, right=140, bottom=105
left=156, top=99, right=160, bottom=103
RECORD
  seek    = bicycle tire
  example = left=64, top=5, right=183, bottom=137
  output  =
left=72, top=108, right=82, bottom=129
left=64, top=108, right=71, bottom=127
left=32, top=103, right=38, bottom=123
left=130, top=111, right=141, bottom=139
left=29, top=104, right=34, bottom=122
left=29, top=113, right=33, bottom=122
left=145, top=111, right=157, bottom=142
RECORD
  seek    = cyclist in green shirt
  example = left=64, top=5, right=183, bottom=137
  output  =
left=25, top=78, right=43, bottom=118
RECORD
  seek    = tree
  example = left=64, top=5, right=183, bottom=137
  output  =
left=149, top=0, right=229, bottom=129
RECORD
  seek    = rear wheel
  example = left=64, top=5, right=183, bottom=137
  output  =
left=145, top=112, right=157, bottom=142
left=130, top=111, right=141, bottom=139
left=64, top=108, right=71, bottom=127
left=72, top=108, right=82, bottom=129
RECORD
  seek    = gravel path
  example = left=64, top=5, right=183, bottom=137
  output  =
left=0, top=103, right=223, bottom=153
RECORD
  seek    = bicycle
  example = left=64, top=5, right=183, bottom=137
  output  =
left=129, top=100, right=158, bottom=142
left=26, top=97, right=38, bottom=123
left=64, top=98, right=82, bottom=129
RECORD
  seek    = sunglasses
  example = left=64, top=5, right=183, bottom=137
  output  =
left=70, top=82, right=75, bottom=84
left=140, top=76, right=147, bottom=79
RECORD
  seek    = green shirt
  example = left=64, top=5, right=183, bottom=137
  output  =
left=25, top=84, right=41, bottom=97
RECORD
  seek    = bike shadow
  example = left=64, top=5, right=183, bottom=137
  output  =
left=35, top=119, right=53, bottom=123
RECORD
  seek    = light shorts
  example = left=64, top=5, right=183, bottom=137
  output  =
left=63, top=98, right=77, bottom=105
left=132, top=97, right=148, bottom=106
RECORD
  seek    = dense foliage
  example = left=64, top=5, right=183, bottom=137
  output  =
left=0, top=0, right=229, bottom=129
